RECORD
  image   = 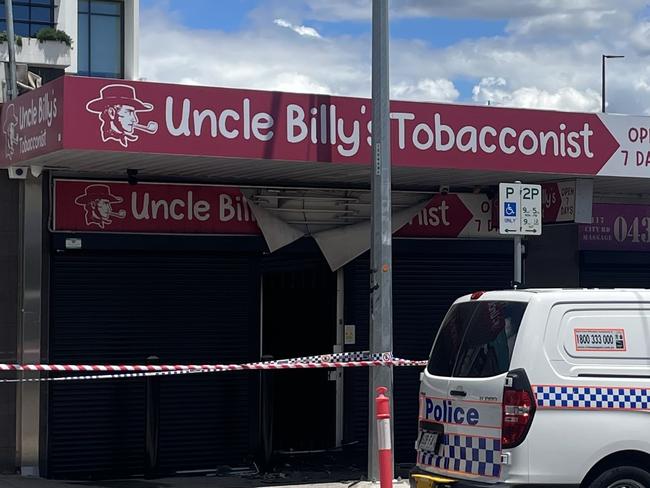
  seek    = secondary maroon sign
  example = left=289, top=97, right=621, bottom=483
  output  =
left=53, top=179, right=260, bottom=235
left=579, top=203, right=650, bottom=251
left=0, top=77, right=63, bottom=164
left=3, top=75, right=642, bottom=178
left=397, top=193, right=498, bottom=238
left=55, top=179, right=504, bottom=239
left=542, top=181, right=577, bottom=223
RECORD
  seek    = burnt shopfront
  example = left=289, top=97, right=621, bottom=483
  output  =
left=3, top=76, right=650, bottom=478
left=41, top=178, right=514, bottom=477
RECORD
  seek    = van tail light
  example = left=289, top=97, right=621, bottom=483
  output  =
left=502, top=369, right=536, bottom=449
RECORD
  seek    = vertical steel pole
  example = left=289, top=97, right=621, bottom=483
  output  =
left=144, top=355, right=160, bottom=478
left=601, top=55, right=623, bottom=113
left=5, top=0, right=18, bottom=101
left=601, top=55, right=606, bottom=113
left=17, top=175, right=43, bottom=476
left=513, top=180, right=522, bottom=288
left=369, top=0, right=393, bottom=481
left=514, top=236, right=522, bottom=287
left=335, top=269, right=345, bottom=448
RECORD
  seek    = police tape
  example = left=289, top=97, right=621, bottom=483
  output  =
left=0, top=353, right=429, bottom=383
left=0, top=367, right=217, bottom=383
left=0, top=351, right=393, bottom=373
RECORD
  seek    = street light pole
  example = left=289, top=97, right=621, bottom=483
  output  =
left=5, top=0, right=18, bottom=101
left=601, top=54, right=624, bottom=113
left=368, top=0, right=393, bottom=481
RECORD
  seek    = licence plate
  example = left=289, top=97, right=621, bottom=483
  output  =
left=417, top=431, right=439, bottom=452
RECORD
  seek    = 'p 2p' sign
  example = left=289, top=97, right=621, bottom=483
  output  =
left=499, top=182, right=542, bottom=235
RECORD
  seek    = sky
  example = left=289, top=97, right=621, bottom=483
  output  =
left=138, top=0, right=650, bottom=115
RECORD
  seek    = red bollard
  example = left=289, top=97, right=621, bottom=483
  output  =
left=376, top=387, right=393, bottom=488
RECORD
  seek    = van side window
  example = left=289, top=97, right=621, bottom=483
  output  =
left=427, top=301, right=527, bottom=378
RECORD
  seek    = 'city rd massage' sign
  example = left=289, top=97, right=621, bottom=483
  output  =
left=3, top=76, right=650, bottom=177
left=580, top=203, right=650, bottom=251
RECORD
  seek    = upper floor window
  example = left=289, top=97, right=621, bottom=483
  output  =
left=0, top=0, right=55, bottom=37
left=78, top=0, right=123, bottom=78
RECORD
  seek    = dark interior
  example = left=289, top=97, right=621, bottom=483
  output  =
left=262, top=259, right=337, bottom=453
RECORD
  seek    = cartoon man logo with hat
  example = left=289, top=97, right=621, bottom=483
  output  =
left=86, top=84, right=158, bottom=148
left=3, top=104, right=19, bottom=160
left=75, top=184, right=127, bottom=229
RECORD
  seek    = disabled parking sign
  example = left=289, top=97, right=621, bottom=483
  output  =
left=499, top=183, right=541, bottom=235
left=504, top=202, right=517, bottom=217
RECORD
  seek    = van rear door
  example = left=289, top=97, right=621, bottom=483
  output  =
left=418, top=299, right=527, bottom=483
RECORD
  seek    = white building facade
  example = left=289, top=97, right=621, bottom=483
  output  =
left=0, top=0, right=138, bottom=101
left=0, top=0, right=139, bottom=476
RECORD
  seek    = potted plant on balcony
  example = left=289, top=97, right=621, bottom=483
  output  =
left=35, top=27, right=72, bottom=47
left=0, top=31, right=22, bottom=47
left=15, top=27, right=72, bottom=68
left=0, top=27, right=71, bottom=69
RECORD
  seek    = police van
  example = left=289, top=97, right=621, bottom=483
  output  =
left=411, top=289, right=650, bottom=488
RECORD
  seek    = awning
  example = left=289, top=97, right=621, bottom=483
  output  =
left=3, top=75, right=650, bottom=201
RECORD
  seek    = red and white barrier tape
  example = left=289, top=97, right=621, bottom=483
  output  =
left=0, top=354, right=428, bottom=383
left=0, top=366, right=216, bottom=383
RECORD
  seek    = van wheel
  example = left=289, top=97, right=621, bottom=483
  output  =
left=589, top=467, right=650, bottom=488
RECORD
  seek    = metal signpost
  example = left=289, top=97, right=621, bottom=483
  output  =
left=5, top=0, right=18, bottom=101
left=369, top=0, right=393, bottom=481
left=499, top=182, right=542, bottom=287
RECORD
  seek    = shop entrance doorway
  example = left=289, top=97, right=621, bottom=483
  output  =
left=262, top=256, right=337, bottom=454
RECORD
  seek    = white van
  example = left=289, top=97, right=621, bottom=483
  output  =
left=411, top=289, right=650, bottom=488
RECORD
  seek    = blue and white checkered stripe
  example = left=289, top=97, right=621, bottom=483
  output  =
left=418, top=434, right=501, bottom=478
left=534, top=386, right=650, bottom=410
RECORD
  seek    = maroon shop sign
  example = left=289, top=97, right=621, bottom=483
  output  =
left=53, top=179, right=261, bottom=235
left=397, top=193, right=498, bottom=238
left=54, top=179, right=503, bottom=239
left=6, top=75, right=648, bottom=179
left=542, top=181, right=577, bottom=223
left=579, top=203, right=650, bottom=251
left=1, top=77, right=63, bottom=163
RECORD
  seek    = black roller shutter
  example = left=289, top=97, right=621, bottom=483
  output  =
left=344, top=239, right=513, bottom=467
left=48, top=251, right=259, bottom=479
left=580, top=251, right=650, bottom=287
left=342, top=256, right=370, bottom=466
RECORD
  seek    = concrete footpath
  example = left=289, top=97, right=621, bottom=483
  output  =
left=0, top=474, right=411, bottom=488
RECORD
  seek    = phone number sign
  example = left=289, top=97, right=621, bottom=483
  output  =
left=579, top=203, right=650, bottom=251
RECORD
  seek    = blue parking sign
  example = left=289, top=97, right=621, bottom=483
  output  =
left=504, top=201, right=517, bottom=217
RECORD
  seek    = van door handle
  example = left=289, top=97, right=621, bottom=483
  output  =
left=450, top=390, right=467, bottom=397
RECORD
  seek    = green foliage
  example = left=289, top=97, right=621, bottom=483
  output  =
left=35, top=27, right=72, bottom=47
left=0, top=31, right=23, bottom=47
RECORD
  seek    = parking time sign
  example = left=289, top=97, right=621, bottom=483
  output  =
left=499, top=183, right=542, bottom=235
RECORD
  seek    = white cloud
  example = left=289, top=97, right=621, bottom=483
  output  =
left=630, top=21, right=650, bottom=55
left=506, top=9, right=632, bottom=38
left=139, top=7, right=366, bottom=96
left=300, top=0, right=647, bottom=21
left=273, top=18, right=322, bottom=38
left=472, top=77, right=601, bottom=112
left=272, top=72, right=331, bottom=93
left=637, top=80, right=650, bottom=92
left=139, top=1, right=650, bottom=115
left=392, top=79, right=460, bottom=102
